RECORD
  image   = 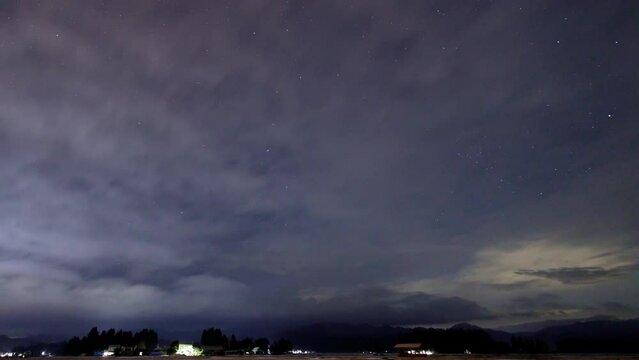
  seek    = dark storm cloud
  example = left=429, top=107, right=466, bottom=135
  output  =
left=515, top=264, right=639, bottom=284
left=501, top=293, right=636, bottom=321
left=503, top=293, right=580, bottom=319
left=1, top=0, right=638, bottom=335
left=599, top=301, right=635, bottom=315
left=293, top=287, right=492, bottom=325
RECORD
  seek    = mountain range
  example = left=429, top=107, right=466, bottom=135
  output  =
left=3, top=317, right=639, bottom=354
left=282, top=317, right=639, bottom=353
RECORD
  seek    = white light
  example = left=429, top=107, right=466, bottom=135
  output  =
left=290, top=349, right=313, bottom=355
left=176, top=344, right=202, bottom=356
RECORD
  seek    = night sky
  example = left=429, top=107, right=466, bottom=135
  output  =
left=1, top=1, right=638, bottom=337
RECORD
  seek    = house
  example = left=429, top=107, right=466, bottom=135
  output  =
left=394, top=343, right=433, bottom=356
left=97, top=345, right=123, bottom=357
left=149, top=349, right=165, bottom=356
left=175, top=343, right=202, bottom=356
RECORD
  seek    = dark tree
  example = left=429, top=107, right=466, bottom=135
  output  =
left=135, top=328, right=159, bottom=351
left=271, top=338, right=294, bottom=355
left=86, top=327, right=100, bottom=354
left=60, top=327, right=162, bottom=356
left=229, top=334, right=238, bottom=350
left=201, top=327, right=229, bottom=348
left=237, top=337, right=255, bottom=352
left=167, top=340, right=179, bottom=355
left=62, top=336, right=83, bottom=356
left=255, top=338, right=269, bottom=353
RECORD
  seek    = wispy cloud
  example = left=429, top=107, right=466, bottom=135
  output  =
left=515, top=264, right=638, bottom=284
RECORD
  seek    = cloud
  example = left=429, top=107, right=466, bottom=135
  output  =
left=0, top=257, right=250, bottom=334
left=293, top=287, right=492, bottom=326
left=504, top=293, right=584, bottom=319
left=460, top=240, right=639, bottom=288
left=0, top=1, right=638, bottom=335
left=599, top=301, right=635, bottom=315
left=515, top=264, right=639, bottom=284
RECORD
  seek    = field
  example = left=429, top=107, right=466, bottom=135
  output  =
left=27, top=355, right=639, bottom=360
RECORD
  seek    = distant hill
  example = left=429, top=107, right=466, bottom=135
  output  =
left=5, top=317, right=639, bottom=354
left=449, top=323, right=511, bottom=344
left=498, top=315, right=618, bottom=333
left=531, top=318, right=639, bottom=352
left=0, top=334, right=50, bottom=352
left=282, top=322, right=407, bottom=352
left=463, top=317, right=639, bottom=353
left=281, top=317, right=639, bottom=353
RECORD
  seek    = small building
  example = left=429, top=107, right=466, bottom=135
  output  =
left=97, top=345, right=122, bottom=357
left=149, top=349, right=165, bottom=356
left=175, top=343, right=202, bottom=356
left=107, top=345, right=122, bottom=352
left=394, top=343, right=434, bottom=356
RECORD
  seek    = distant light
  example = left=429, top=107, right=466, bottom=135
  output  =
left=407, top=349, right=434, bottom=355
left=290, top=349, right=313, bottom=355
left=176, top=344, right=202, bottom=356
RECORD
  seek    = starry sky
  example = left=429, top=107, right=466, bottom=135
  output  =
left=1, top=1, right=638, bottom=337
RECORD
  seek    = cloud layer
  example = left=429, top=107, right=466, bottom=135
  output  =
left=0, top=1, right=638, bottom=336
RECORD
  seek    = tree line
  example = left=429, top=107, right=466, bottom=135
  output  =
left=56, top=326, right=293, bottom=356
left=62, top=328, right=159, bottom=356
left=166, top=327, right=293, bottom=355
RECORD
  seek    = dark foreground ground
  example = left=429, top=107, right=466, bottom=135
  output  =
left=26, top=355, right=639, bottom=360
